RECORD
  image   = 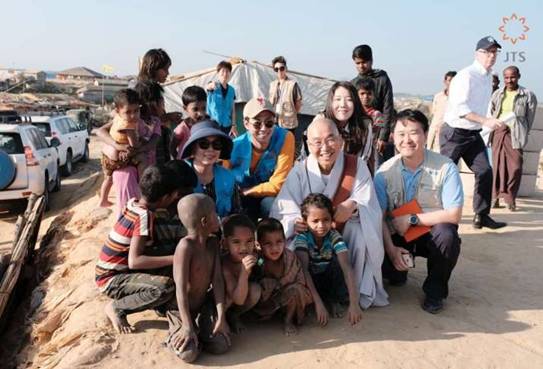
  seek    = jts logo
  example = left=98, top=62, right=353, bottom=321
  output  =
left=499, top=13, right=530, bottom=63
left=498, top=13, right=530, bottom=45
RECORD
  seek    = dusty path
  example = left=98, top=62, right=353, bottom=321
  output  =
left=1, top=139, right=543, bottom=368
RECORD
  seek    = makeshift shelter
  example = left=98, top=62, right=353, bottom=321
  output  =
left=163, top=59, right=336, bottom=130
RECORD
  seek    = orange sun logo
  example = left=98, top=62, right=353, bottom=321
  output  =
left=498, top=13, right=530, bottom=45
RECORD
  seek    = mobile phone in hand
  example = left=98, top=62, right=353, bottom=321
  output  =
left=402, top=253, right=415, bottom=268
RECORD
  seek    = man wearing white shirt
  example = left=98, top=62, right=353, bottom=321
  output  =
left=440, top=36, right=506, bottom=229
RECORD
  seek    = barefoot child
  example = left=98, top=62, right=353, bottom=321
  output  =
left=221, top=214, right=262, bottom=333
left=99, top=89, right=151, bottom=207
left=170, top=85, right=208, bottom=159
left=294, top=193, right=363, bottom=326
left=95, top=165, right=180, bottom=333
left=255, top=218, right=312, bottom=336
left=165, top=194, right=231, bottom=363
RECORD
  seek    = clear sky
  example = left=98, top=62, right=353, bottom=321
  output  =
left=2, top=0, right=542, bottom=97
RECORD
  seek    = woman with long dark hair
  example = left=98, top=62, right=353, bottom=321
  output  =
left=323, top=81, right=373, bottom=164
left=138, top=48, right=171, bottom=84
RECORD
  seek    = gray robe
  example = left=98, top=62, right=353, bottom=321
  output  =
left=270, top=153, right=389, bottom=308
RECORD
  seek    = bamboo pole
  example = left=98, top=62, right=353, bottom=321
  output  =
left=0, top=195, right=45, bottom=320
left=13, top=194, right=38, bottom=245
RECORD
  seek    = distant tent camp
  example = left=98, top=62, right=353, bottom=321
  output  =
left=162, top=59, right=336, bottom=124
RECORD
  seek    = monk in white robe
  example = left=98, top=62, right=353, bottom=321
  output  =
left=271, top=118, right=389, bottom=309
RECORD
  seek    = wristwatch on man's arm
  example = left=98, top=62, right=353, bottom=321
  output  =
left=408, top=214, right=419, bottom=226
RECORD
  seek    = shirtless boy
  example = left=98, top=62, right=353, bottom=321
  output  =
left=166, top=193, right=231, bottom=363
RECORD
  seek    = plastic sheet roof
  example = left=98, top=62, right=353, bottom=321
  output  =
left=163, top=60, right=336, bottom=116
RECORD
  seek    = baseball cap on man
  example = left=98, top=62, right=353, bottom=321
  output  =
left=476, top=36, right=502, bottom=51
left=243, top=97, right=275, bottom=118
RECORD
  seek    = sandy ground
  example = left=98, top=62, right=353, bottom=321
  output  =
left=2, top=137, right=543, bottom=369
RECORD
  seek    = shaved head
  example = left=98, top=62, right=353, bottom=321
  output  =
left=307, top=117, right=339, bottom=141
left=177, top=193, right=216, bottom=231
left=306, top=116, right=342, bottom=174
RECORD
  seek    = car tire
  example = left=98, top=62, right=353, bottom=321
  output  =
left=0, top=150, right=16, bottom=190
left=52, top=165, right=61, bottom=192
left=61, top=150, right=72, bottom=177
left=81, top=142, right=89, bottom=163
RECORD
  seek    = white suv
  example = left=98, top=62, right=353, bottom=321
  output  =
left=31, top=115, right=89, bottom=176
left=0, top=124, right=61, bottom=210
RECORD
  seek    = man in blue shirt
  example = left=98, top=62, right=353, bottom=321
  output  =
left=374, top=109, right=463, bottom=314
left=206, top=60, right=237, bottom=137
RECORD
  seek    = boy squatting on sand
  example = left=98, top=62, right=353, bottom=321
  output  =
left=95, top=165, right=180, bottom=333
left=219, top=214, right=312, bottom=337
left=254, top=218, right=313, bottom=336
left=165, top=193, right=231, bottom=363
left=294, top=193, right=363, bottom=326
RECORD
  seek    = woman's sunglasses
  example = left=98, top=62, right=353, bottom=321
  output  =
left=197, top=138, right=223, bottom=151
left=274, top=66, right=286, bottom=72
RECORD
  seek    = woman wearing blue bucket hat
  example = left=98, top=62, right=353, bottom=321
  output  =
left=180, top=119, right=240, bottom=218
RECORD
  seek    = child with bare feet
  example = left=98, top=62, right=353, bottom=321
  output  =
left=99, top=88, right=151, bottom=207
left=95, top=165, right=180, bottom=333
left=294, top=193, right=363, bottom=326
left=221, top=214, right=262, bottom=333
left=165, top=193, right=231, bottom=363
left=254, top=218, right=312, bottom=336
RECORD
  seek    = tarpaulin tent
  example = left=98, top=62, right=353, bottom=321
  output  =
left=162, top=59, right=336, bottom=118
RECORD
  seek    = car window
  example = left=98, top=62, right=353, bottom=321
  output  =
left=27, top=128, right=46, bottom=150
left=32, top=123, right=52, bottom=137
left=56, top=119, right=70, bottom=134
left=36, top=130, right=50, bottom=148
left=66, top=118, right=80, bottom=132
left=0, top=133, right=24, bottom=154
